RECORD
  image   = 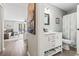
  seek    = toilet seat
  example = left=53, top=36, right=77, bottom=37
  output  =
left=62, top=39, right=71, bottom=44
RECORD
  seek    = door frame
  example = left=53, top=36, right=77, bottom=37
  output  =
left=0, top=4, right=4, bottom=52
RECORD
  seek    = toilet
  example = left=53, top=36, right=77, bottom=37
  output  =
left=62, top=39, right=71, bottom=50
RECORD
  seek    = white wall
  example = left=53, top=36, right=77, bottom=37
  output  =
left=4, top=20, right=27, bottom=32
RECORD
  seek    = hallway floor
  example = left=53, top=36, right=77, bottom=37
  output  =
left=0, top=37, right=28, bottom=56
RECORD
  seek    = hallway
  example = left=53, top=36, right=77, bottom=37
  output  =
left=0, top=39, right=27, bottom=56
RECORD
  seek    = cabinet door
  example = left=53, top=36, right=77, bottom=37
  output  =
left=44, top=34, right=55, bottom=51
left=48, top=34, right=55, bottom=50
left=43, top=35, right=49, bottom=51
left=55, top=33, right=62, bottom=47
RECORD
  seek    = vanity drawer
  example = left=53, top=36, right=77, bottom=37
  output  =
left=55, top=34, right=62, bottom=47
left=47, top=35, right=56, bottom=50
left=44, top=35, right=55, bottom=51
left=48, top=42, right=55, bottom=50
left=43, top=32, right=62, bottom=51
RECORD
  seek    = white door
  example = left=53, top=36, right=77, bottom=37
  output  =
left=77, top=5, right=79, bottom=54
left=0, top=5, right=4, bottom=51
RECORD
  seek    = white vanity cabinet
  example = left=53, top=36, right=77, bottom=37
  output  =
left=43, top=32, right=62, bottom=56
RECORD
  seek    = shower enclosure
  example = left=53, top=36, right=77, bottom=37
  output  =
left=63, top=12, right=77, bottom=47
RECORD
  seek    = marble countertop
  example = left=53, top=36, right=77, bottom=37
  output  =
left=43, top=31, right=62, bottom=35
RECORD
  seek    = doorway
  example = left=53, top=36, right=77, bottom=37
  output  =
left=0, top=3, right=28, bottom=56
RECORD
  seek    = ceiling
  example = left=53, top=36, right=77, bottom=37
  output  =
left=3, top=3, right=28, bottom=8
left=3, top=3, right=28, bottom=21
left=50, top=3, right=79, bottom=12
left=2, top=3, right=79, bottom=13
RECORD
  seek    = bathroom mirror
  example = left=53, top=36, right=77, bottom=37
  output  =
left=44, top=13, right=50, bottom=25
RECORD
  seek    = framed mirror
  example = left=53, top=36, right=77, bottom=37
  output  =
left=56, top=18, right=60, bottom=24
left=44, top=13, right=50, bottom=25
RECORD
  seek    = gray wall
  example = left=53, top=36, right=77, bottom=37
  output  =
left=43, top=4, right=66, bottom=32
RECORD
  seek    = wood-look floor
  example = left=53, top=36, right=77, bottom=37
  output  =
left=54, top=47, right=77, bottom=56
left=0, top=39, right=28, bottom=56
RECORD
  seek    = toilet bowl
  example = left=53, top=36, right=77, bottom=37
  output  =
left=62, top=39, right=71, bottom=50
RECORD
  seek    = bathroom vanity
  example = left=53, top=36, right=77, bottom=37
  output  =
left=36, top=4, right=63, bottom=56
left=42, top=32, right=62, bottom=56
